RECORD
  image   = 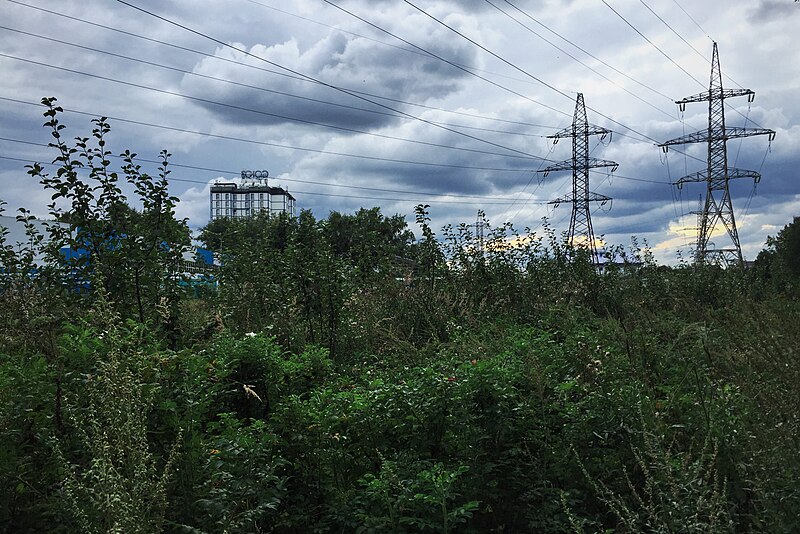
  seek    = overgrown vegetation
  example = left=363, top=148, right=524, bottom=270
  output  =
left=1, top=100, right=799, bottom=532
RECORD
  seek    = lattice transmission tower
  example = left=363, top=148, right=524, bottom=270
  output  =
left=538, top=93, right=617, bottom=263
left=474, top=210, right=487, bottom=255
left=659, top=43, right=775, bottom=266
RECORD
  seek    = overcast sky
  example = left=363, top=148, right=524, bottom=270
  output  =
left=1, top=0, right=798, bottom=263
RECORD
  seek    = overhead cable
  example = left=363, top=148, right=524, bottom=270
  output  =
left=499, top=0, right=674, bottom=102
left=600, top=0, right=705, bottom=88
left=0, top=155, right=550, bottom=206
left=0, top=96, right=539, bottom=173
left=0, top=25, right=557, bottom=140
left=0, top=136, right=537, bottom=201
left=400, top=0, right=674, bottom=146
left=112, top=0, right=551, bottom=162
left=1, top=52, right=549, bottom=164
left=483, top=0, right=675, bottom=119
left=320, top=0, right=570, bottom=118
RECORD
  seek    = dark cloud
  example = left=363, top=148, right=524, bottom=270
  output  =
left=749, top=1, right=800, bottom=23
left=180, top=21, right=477, bottom=130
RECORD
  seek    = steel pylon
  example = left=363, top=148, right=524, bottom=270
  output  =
left=659, top=43, right=775, bottom=267
left=538, top=93, right=617, bottom=263
left=474, top=210, right=487, bottom=255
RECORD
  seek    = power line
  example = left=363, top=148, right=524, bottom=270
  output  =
left=486, top=0, right=721, bottom=168
left=0, top=51, right=547, bottom=164
left=671, top=0, right=713, bottom=42
left=321, top=0, right=708, bottom=167
left=112, top=0, right=552, bottom=163
left=0, top=155, right=547, bottom=206
left=6, top=0, right=557, bottom=160
left=498, top=0, right=675, bottom=102
left=0, top=96, right=536, bottom=174
left=505, top=162, right=566, bottom=227
left=3, top=0, right=564, bottom=137
left=322, top=0, right=669, bottom=154
left=2, top=132, right=669, bottom=193
left=4, top=1, right=707, bottom=174
left=498, top=140, right=557, bottom=224
left=635, top=1, right=761, bottom=128
left=589, top=170, right=667, bottom=186
left=637, top=0, right=707, bottom=63
left=0, top=136, right=538, bottom=201
left=245, top=0, right=559, bottom=91
left=5, top=0, right=560, bottom=133
left=600, top=0, right=705, bottom=88
left=0, top=25, right=398, bottom=122
left=0, top=24, right=559, bottom=143
left=246, top=0, right=424, bottom=57
left=7, top=0, right=702, bottom=158
left=402, top=0, right=571, bottom=100
left=399, top=0, right=681, bottom=147
left=320, top=0, right=570, bottom=118
left=482, top=0, right=675, bottom=119
left=602, top=1, right=769, bottom=132
left=320, top=0, right=688, bottom=226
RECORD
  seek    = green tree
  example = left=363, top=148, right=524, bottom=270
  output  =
left=25, top=97, right=191, bottom=331
left=755, top=216, right=800, bottom=293
left=199, top=212, right=293, bottom=255
left=325, top=207, right=414, bottom=282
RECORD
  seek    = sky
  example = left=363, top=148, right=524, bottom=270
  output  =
left=1, top=0, right=798, bottom=264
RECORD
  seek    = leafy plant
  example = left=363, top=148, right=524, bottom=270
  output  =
left=54, top=292, right=181, bottom=533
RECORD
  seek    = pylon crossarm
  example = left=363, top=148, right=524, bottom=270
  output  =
left=723, top=127, right=776, bottom=141
left=539, top=160, right=574, bottom=176
left=547, top=125, right=611, bottom=140
left=675, top=88, right=754, bottom=108
left=539, top=158, right=617, bottom=176
left=547, top=127, right=575, bottom=140
left=674, top=167, right=761, bottom=188
left=728, top=168, right=762, bottom=182
left=547, top=192, right=610, bottom=205
left=674, top=170, right=707, bottom=187
left=587, top=159, right=618, bottom=171
left=659, top=127, right=775, bottom=148
left=587, top=192, right=612, bottom=203
left=586, top=125, right=612, bottom=137
left=659, top=130, right=706, bottom=147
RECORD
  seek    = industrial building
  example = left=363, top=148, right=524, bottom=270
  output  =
left=210, top=171, right=296, bottom=220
